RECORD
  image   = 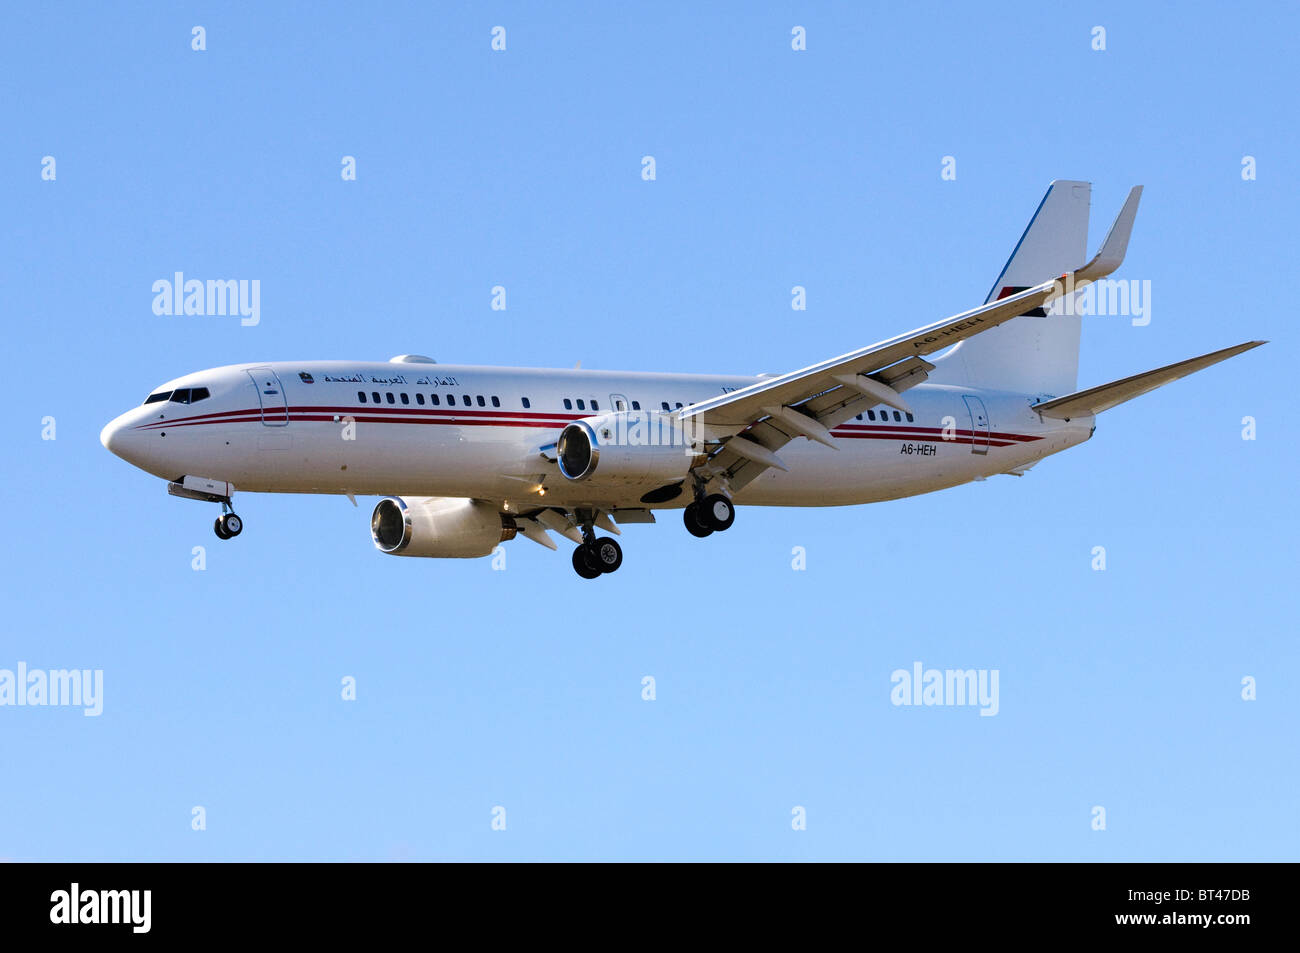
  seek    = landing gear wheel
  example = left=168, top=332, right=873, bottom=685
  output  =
left=572, top=546, right=602, bottom=579
left=590, top=537, right=623, bottom=574
left=683, top=502, right=714, bottom=538
left=213, top=517, right=231, bottom=540
left=219, top=512, right=243, bottom=538
left=700, top=494, right=735, bottom=532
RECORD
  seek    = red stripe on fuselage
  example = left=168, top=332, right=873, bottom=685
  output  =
left=132, top=405, right=579, bottom=430
left=132, top=404, right=1043, bottom=447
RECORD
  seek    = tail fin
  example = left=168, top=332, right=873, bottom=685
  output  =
left=931, top=180, right=1093, bottom=395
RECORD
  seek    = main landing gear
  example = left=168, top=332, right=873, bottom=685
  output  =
left=213, top=503, right=243, bottom=540
left=566, top=495, right=734, bottom=577
left=571, top=512, right=623, bottom=579
left=683, top=493, right=735, bottom=538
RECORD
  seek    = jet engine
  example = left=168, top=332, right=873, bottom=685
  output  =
left=556, top=412, right=704, bottom=487
left=370, top=496, right=516, bottom=558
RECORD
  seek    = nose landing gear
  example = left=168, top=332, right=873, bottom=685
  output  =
left=213, top=505, right=243, bottom=539
left=167, top=477, right=244, bottom=540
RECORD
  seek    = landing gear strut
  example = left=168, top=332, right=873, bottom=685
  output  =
left=213, top=502, right=243, bottom=540
left=571, top=511, right=623, bottom=578
left=684, top=492, right=735, bottom=537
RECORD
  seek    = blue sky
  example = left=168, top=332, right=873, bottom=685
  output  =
left=1, top=2, right=1295, bottom=860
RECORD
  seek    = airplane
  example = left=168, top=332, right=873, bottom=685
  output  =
left=101, top=181, right=1264, bottom=578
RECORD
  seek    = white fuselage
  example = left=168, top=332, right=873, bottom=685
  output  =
left=100, top=360, right=1095, bottom=510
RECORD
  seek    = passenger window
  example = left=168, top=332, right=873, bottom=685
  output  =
left=675, top=402, right=683, bottom=409
left=632, top=401, right=640, bottom=411
left=893, top=411, right=901, bottom=422
left=491, top=396, right=500, bottom=408
left=358, top=391, right=367, bottom=403
left=462, top=395, right=472, bottom=407
left=661, top=402, right=670, bottom=411
left=386, top=393, right=395, bottom=405
left=867, top=410, right=876, bottom=420
left=431, top=394, right=440, bottom=406
left=400, top=393, right=410, bottom=405
left=856, top=414, right=863, bottom=420
left=477, top=395, right=485, bottom=407
left=416, top=393, right=425, bottom=405
left=591, top=400, right=599, bottom=411
left=564, top=399, right=573, bottom=410
left=372, top=392, right=381, bottom=403
left=577, top=399, right=586, bottom=410
left=906, top=412, right=914, bottom=422
left=522, top=397, right=531, bottom=409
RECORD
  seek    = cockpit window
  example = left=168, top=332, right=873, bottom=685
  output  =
left=144, top=387, right=210, bottom=406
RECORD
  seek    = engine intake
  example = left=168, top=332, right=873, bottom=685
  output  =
left=556, top=413, right=702, bottom=487
left=371, top=497, right=516, bottom=558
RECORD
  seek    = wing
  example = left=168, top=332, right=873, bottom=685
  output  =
left=677, top=185, right=1144, bottom=490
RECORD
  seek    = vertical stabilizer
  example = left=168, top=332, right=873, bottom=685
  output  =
left=930, top=180, right=1091, bottom=395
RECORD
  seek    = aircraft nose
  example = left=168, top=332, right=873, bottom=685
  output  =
left=101, top=408, right=175, bottom=478
left=100, top=414, right=130, bottom=457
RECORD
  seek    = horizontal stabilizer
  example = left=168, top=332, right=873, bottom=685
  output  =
left=1031, top=341, right=1265, bottom=419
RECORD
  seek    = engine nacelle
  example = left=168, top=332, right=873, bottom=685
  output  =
left=556, top=413, right=703, bottom=487
left=370, top=496, right=516, bottom=558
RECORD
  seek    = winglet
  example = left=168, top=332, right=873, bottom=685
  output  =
left=1076, top=185, right=1143, bottom=282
